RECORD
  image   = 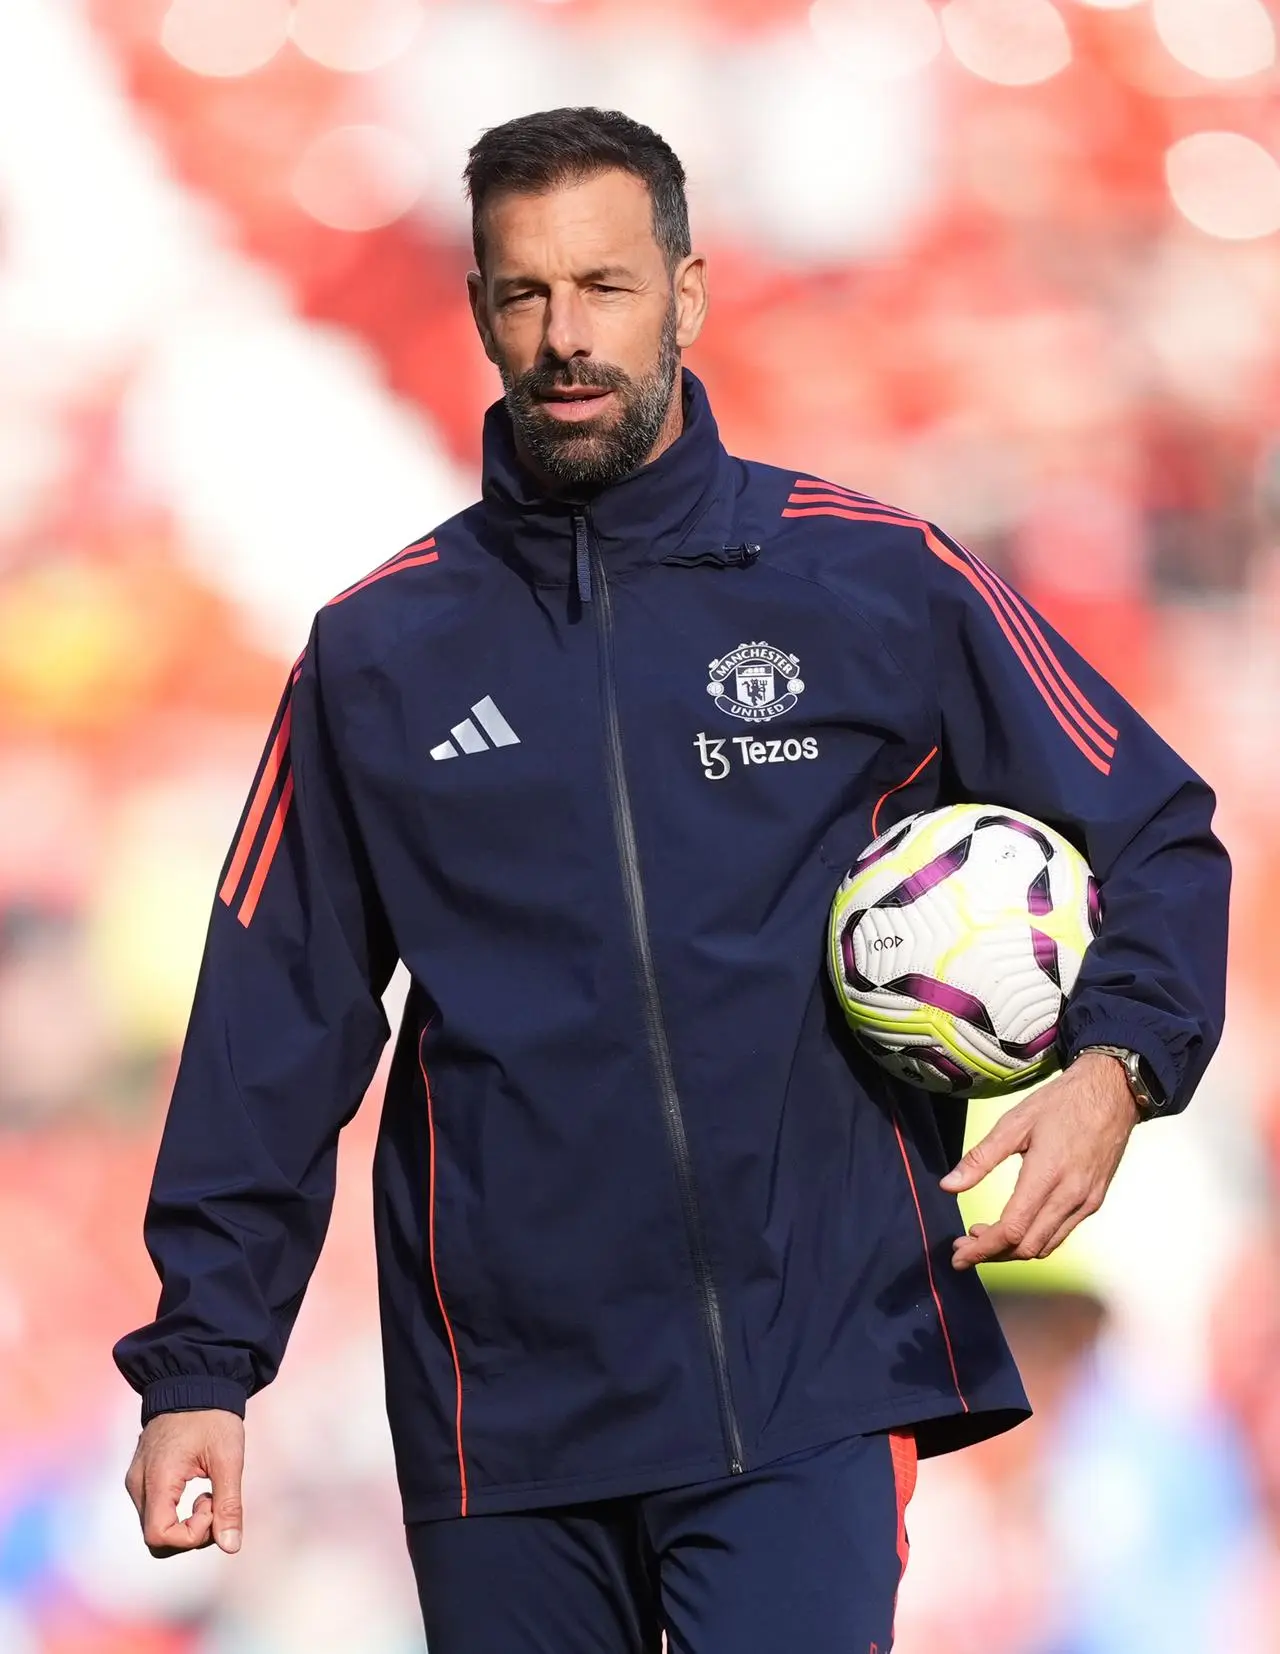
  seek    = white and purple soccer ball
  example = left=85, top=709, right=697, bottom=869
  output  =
left=828, top=803, right=1102, bottom=1098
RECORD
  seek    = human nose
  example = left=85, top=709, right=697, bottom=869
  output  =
left=543, top=286, right=592, bottom=365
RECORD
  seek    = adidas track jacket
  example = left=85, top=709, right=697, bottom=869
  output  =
left=115, top=372, right=1230, bottom=1521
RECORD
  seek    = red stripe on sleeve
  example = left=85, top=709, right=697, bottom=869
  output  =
left=790, top=476, right=913, bottom=512
left=220, top=699, right=293, bottom=908
left=325, top=540, right=437, bottom=608
left=983, top=561, right=1119, bottom=742
left=781, top=502, right=1114, bottom=774
left=236, top=770, right=294, bottom=927
left=946, top=547, right=1115, bottom=760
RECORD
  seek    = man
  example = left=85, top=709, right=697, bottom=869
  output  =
left=117, top=108, right=1229, bottom=1652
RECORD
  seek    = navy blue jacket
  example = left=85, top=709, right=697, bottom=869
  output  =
left=115, top=373, right=1229, bottom=1521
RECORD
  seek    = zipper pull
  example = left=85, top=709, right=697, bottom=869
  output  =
left=573, top=513, right=593, bottom=605
left=725, top=543, right=761, bottom=567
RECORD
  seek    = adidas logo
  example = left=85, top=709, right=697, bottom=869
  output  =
left=430, top=696, right=520, bottom=760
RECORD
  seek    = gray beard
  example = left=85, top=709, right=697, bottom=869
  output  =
left=501, top=309, right=680, bottom=493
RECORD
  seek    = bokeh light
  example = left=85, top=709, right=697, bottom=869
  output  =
left=292, top=124, right=424, bottom=231
left=290, top=0, right=427, bottom=75
left=160, top=0, right=291, bottom=78
left=941, top=0, right=1073, bottom=86
left=808, top=0, right=943, bottom=80
left=1153, top=0, right=1276, bottom=81
left=1166, top=130, right=1280, bottom=240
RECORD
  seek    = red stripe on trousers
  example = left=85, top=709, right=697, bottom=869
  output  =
left=890, top=1428, right=918, bottom=1618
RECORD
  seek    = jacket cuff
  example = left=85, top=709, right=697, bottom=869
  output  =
left=141, top=1376, right=248, bottom=1426
left=1059, top=1014, right=1179, bottom=1116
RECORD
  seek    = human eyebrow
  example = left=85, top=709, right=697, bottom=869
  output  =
left=492, top=275, right=547, bottom=298
left=578, top=267, right=638, bottom=286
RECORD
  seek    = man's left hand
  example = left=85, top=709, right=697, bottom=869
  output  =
left=940, top=1052, right=1140, bottom=1269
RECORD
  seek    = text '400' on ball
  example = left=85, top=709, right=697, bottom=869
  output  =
left=827, top=803, right=1102, bottom=1099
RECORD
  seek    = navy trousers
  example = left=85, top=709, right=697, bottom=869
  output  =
left=405, top=1430, right=917, bottom=1654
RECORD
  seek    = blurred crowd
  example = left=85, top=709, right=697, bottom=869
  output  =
left=1, top=0, right=1279, bottom=1648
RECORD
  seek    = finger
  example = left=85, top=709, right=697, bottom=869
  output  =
left=950, top=1156, right=1058, bottom=1266
left=1011, top=1179, right=1096, bottom=1261
left=146, top=1520, right=214, bottom=1560
left=1036, top=1192, right=1102, bottom=1259
left=209, top=1438, right=245, bottom=1555
left=139, top=1470, right=179, bottom=1553
left=142, top=1490, right=213, bottom=1557
left=940, top=1106, right=1031, bottom=1193
left=952, top=1218, right=1013, bottom=1269
left=125, top=1456, right=146, bottom=1519
left=953, top=1178, right=1091, bottom=1268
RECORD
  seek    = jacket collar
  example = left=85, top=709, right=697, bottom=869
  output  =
left=479, top=369, right=742, bottom=587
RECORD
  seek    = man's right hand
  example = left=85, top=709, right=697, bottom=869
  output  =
left=124, top=1409, right=245, bottom=1558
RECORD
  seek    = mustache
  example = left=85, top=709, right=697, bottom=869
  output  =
left=514, top=358, right=633, bottom=400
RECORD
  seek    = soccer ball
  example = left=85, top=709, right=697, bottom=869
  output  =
left=828, top=804, right=1102, bottom=1098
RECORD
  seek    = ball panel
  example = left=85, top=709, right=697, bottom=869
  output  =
left=875, top=837, right=973, bottom=910
left=828, top=801, right=1100, bottom=1100
left=847, top=894, right=964, bottom=991
left=1028, top=866, right=1053, bottom=916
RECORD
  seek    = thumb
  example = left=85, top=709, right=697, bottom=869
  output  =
left=208, top=1438, right=244, bottom=1555
left=940, top=1110, right=1027, bottom=1193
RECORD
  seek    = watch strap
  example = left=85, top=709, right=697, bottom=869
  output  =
left=1076, top=1043, right=1164, bottom=1119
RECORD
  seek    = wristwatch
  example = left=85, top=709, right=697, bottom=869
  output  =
left=1075, top=1044, right=1165, bottom=1120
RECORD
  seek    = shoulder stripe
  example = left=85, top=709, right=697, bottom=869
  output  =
left=219, top=652, right=306, bottom=924
left=220, top=691, right=294, bottom=908
left=979, top=561, right=1118, bottom=742
left=781, top=499, right=1116, bottom=775
left=325, top=536, right=438, bottom=608
left=235, top=772, right=294, bottom=928
left=791, top=476, right=917, bottom=516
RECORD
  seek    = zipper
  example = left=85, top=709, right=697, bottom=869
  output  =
left=573, top=514, right=593, bottom=605
left=577, top=509, right=746, bottom=1477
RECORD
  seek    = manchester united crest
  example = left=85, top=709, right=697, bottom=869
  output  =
left=706, top=642, right=805, bottom=724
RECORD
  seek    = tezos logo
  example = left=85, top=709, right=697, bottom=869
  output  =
left=707, top=641, right=804, bottom=724
left=695, top=732, right=819, bottom=781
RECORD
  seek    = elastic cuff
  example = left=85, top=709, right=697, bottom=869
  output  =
left=141, top=1376, right=248, bottom=1426
left=1060, top=1017, right=1179, bottom=1116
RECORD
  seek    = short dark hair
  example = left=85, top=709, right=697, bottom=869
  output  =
left=464, top=107, right=691, bottom=273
